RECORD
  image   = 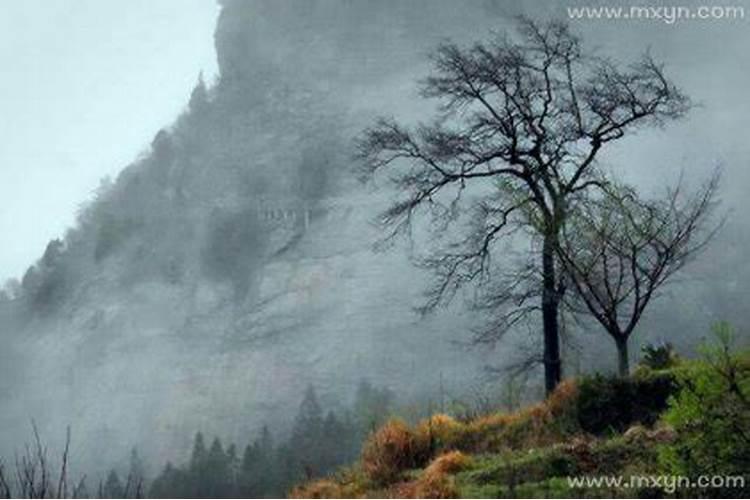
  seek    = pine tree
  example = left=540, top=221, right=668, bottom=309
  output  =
left=293, top=385, right=323, bottom=440
left=240, top=426, right=278, bottom=497
left=102, top=470, right=124, bottom=499
left=290, top=385, right=324, bottom=479
left=149, top=462, right=186, bottom=498
left=205, top=437, right=229, bottom=498
left=126, top=447, right=146, bottom=496
left=189, top=72, right=209, bottom=113
left=226, top=442, right=239, bottom=494
left=189, top=432, right=207, bottom=472
left=320, top=411, right=346, bottom=472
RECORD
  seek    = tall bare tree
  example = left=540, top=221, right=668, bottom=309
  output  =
left=357, top=18, right=690, bottom=393
left=558, top=172, right=721, bottom=375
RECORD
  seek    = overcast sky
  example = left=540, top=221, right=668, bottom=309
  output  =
left=0, top=0, right=219, bottom=284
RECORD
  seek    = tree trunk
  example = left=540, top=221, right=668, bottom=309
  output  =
left=542, top=234, right=562, bottom=395
left=616, top=337, right=630, bottom=377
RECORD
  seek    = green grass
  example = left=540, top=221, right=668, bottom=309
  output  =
left=454, top=434, right=662, bottom=498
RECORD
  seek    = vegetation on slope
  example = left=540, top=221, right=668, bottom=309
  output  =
left=291, top=327, right=749, bottom=498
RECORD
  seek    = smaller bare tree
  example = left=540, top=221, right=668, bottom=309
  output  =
left=557, top=171, right=721, bottom=375
left=0, top=423, right=91, bottom=499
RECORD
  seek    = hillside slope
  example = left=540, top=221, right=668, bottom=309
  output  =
left=293, top=347, right=750, bottom=498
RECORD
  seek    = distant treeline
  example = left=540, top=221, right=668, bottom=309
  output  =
left=140, top=380, right=393, bottom=498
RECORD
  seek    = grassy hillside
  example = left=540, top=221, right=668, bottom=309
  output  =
left=291, top=334, right=749, bottom=498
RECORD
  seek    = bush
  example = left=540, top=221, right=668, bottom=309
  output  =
left=414, top=414, right=464, bottom=453
left=288, top=478, right=358, bottom=499
left=401, top=451, right=471, bottom=499
left=640, top=341, right=678, bottom=370
left=659, top=324, right=750, bottom=497
left=545, top=379, right=580, bottom=432
left=577, top=371, right=678, bottom=435
left=360, top=419, right=430, bottom=484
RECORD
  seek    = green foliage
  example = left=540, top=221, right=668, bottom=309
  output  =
left=455, top=434, right=662, bottom=499
left=577, top=371, right=678, bottom=435
left=640, top=341, right=677, bottom=370
left=659, top=323, right=750, bottom=496
left=461, top=449, right=577, bottom=487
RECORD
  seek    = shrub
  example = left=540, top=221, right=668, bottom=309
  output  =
left=544, top=379, right=580, bottom=434
left=289, top=479, right=354, bottom=499
left=395, top=451, right=470, bottom=499
left=577, top=371, right=678, bottom=435
left=409, top=470, right=459, bottom=499
left=424, top=450, right=472, bottom=476
left=463, top=413, right=513, bottom=439
left=640, top=341, right=677, bottom=370
left=414, top=414, right=464, bottom=453
left=289, top=466, right=370, bottom=498
left=659, top=324, right=750, bottom=497
left=360, top=419, right=430, bottom=484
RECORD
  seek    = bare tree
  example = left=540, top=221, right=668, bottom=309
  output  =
left=357, top=17, right=690, bottom=393
left=0, top=423, right=84, bottom=499
left=0, top=423, right=106, bottom=499
left=558, top=172, right=721, bottom=375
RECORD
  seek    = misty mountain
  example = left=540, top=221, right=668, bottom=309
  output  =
left=1, top=0, right=748, bottom=481
left=0, top=0, right=517, bottom=472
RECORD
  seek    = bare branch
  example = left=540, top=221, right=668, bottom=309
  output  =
left=558, top=169, right=722, bottom=372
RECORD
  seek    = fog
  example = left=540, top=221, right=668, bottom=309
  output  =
left=0, top=0, right=748, bottom=493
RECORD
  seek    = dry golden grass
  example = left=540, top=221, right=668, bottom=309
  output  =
left=414, top=413, right=464, bottom=449
left=410, top=473, right=459, bottom=499
left=288, top=468, right=370, bottom=499
left=289, top=479, right=348, bottom=499
left=546, top=378, right=578, bottom=416
left=424, top=450, right=472, bottom=476
left=391, top=451, right=471, bottom=499
left=453, top=379, right=579, bottom=452
left=465, top=412, right=514, bottom=434
left=295, top=379, right=582, bottom=496
left=360, top=419, right=430, bottom=484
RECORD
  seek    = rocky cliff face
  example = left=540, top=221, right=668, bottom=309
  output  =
left=0, top=0, right=513, bottom=471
